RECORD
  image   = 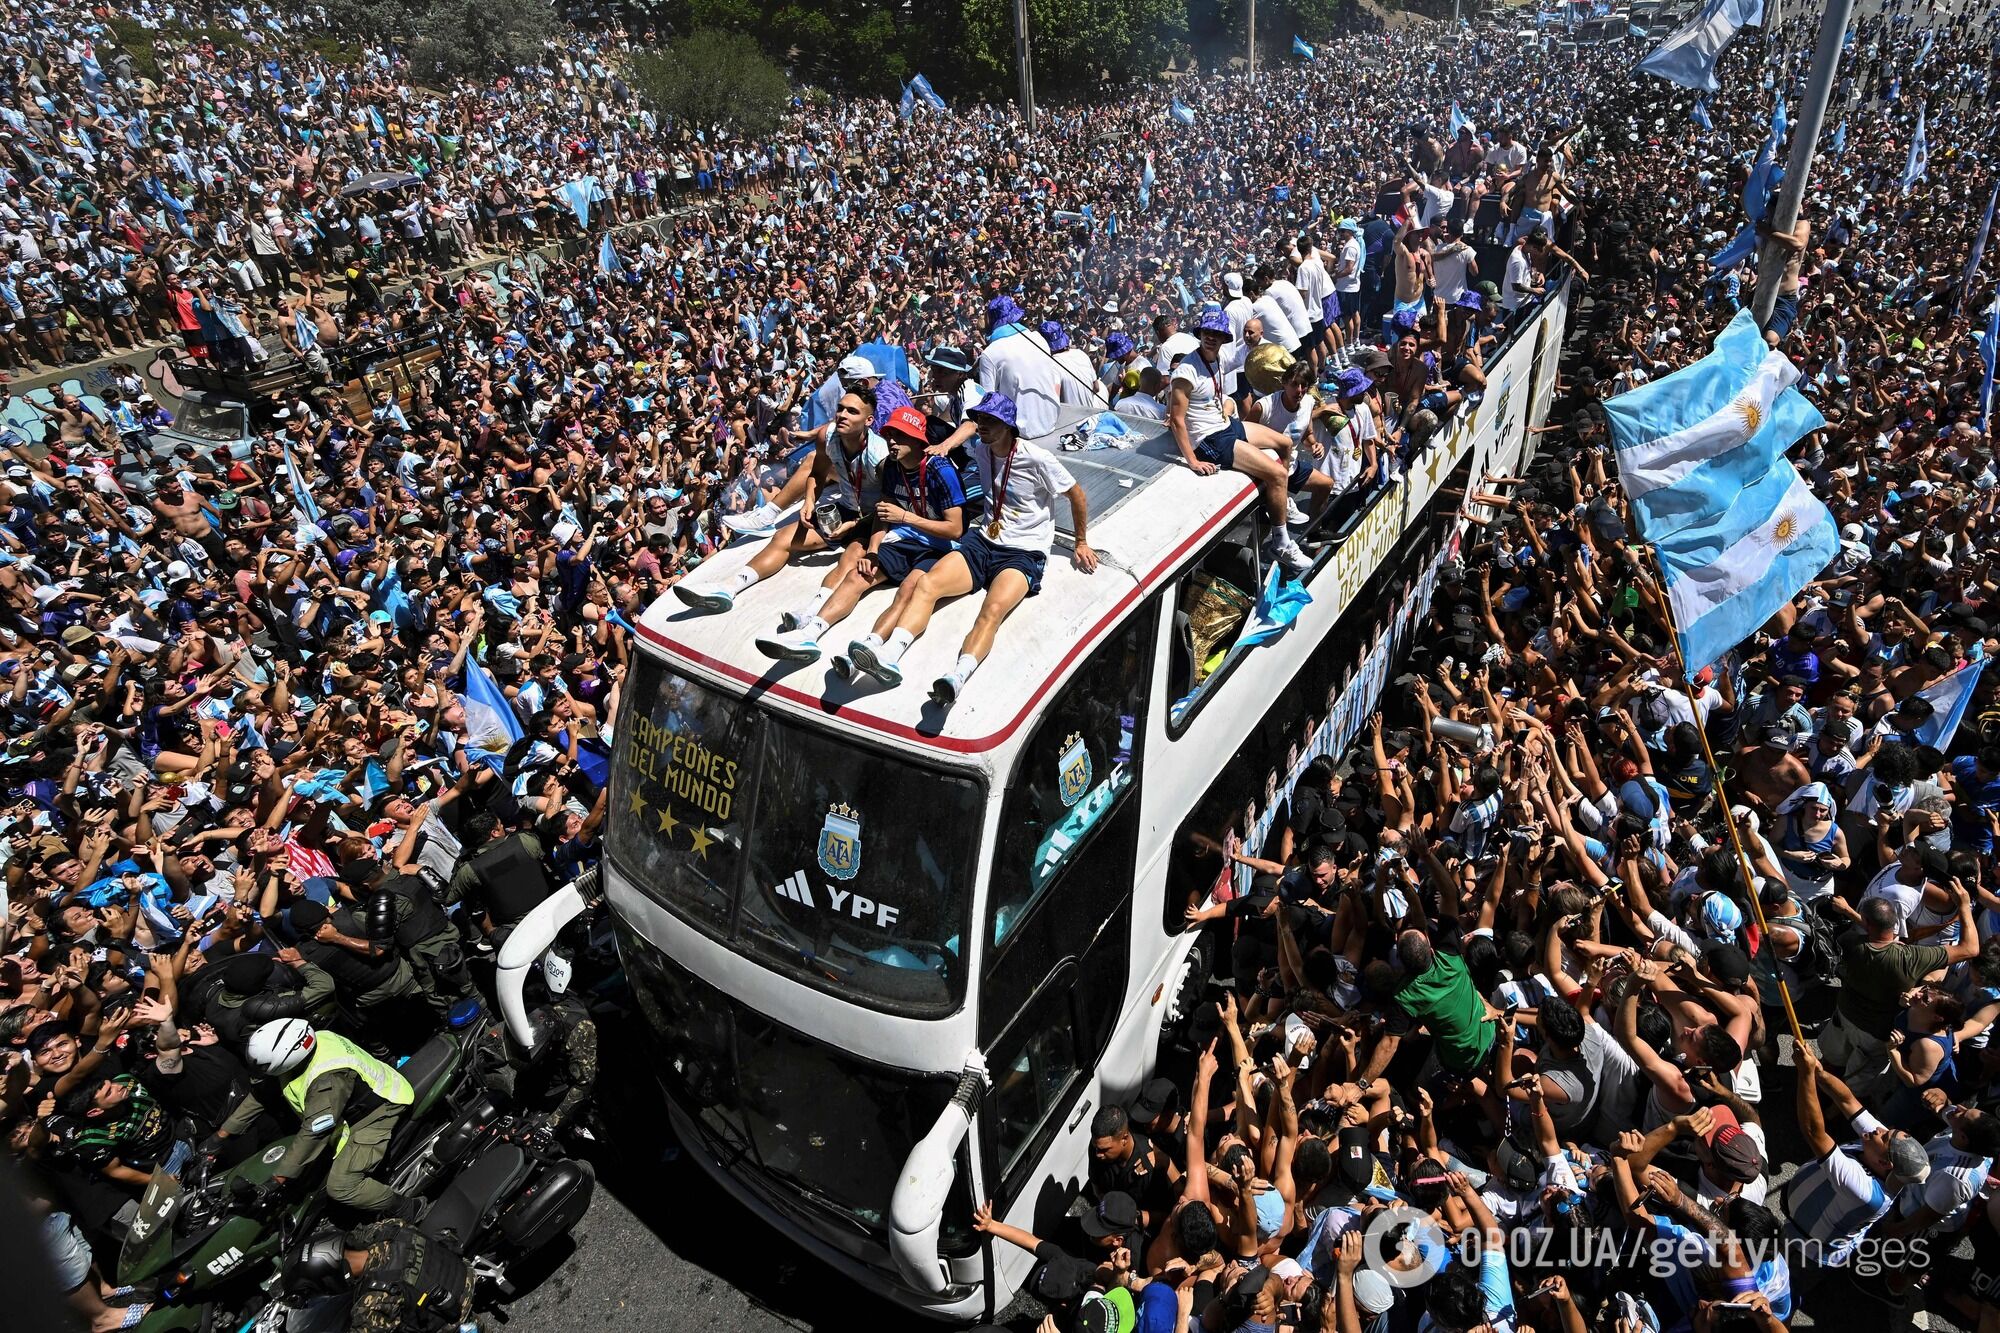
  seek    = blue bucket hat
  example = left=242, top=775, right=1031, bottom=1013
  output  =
left=1195, top=309, right=1230, bottom=336
left=1453, top=290, right=1485, bottom=312
left=968, top=392, right=1019, bottom=431
left=1105, top=331, right=1135, bottom=359
left=1038, top=320, right=1071, bottom=352
left=987, top=294, right=1025, bottom=330
left=1334, top=368, right=1373, bottom=400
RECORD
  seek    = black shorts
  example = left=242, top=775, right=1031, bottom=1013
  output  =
left=873, top=537, right=947, bottom=584
left=957, top=529, right=1046, bottom=595
left=1305, top=321, right=1328, bottom=354
left=1194, top=417, right=1247, bottom=469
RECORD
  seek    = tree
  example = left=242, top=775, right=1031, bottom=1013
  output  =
left=409, top=0, right=556, bottom=81
left=628, top=30, right=793, bottom=138
left=954, top=0, right=1187, bottom=96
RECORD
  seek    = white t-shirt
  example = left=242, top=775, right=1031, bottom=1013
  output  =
left=1432, top=241, right=1476, bottom=304
left=1170, top=352, right=1233, bottom=442
left=1502, top=245, right=1538, bottom=311
left=1335, top=237, right=1364, bottom=294
left=1296, top=252, right=1333, bottom=308
left=971, top=437, right=1075, bottom=555
left=1485, top=141, right=1529, bottom=175
left=1251, top=293, right=1302, bottom=351
left=1257, top=389, right=1311, bottom=449
left=976, top=325, right=1064, bottom=439
left=1268, top=278, right=1316, bottom=335
left=1857, top=864, right=1924, bottom=939
left=1421, top=183, right=1455, bottom=231
left=1052, top=347, right=1105, bottom=407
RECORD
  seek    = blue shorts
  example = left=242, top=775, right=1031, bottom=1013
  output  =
left=1288, top=446, right=1319, bottom=490
left=956, top=529, right=1046, bottom=595
left=873, top=537, right=947, bottom=585
left=1767, top=292, right=1800, bottom=339
left=1194, top=417, right=1247, bottom=469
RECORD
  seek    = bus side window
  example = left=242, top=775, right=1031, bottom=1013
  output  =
left=1162, top=761, right=1254, bottom=935
left=1166, top=512, right=1266, bottom=729
left=985, top=613, right=1152, bottom=956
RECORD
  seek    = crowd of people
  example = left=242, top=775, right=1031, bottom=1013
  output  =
left=2, top=0, right=2000, bottom=1328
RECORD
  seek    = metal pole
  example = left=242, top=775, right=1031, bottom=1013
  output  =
left=1013, top=0, right=1036, bottom=132
left=1751, top=0, right=1854, bottom=326
left=1248, top=0, right=1257, bottom=83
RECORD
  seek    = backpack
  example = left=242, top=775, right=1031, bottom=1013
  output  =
left=1789, top=897, right=1847, bottom=987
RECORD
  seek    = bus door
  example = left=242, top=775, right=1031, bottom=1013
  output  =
left=976, top=613, right=1153, bottom=1236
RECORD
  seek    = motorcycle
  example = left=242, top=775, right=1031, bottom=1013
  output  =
left=247, top=1118, right=596, bottom=1333
left=118, top=1002, right=494, bottom=1330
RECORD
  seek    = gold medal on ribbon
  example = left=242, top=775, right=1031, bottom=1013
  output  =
left=986, top=518, right=1003, bottom=539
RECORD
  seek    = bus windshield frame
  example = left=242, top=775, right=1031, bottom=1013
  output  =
left=608, top=653, right=986, bottom=1017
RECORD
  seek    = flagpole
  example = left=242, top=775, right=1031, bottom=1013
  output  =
left=1012, top=0, right=1036, bottom=133
left=1751, top=0, right=1854, bottom=326
left=1640, top=548, right=1807, bottom=1045
left=1248, top=0, right=1258, bottom=84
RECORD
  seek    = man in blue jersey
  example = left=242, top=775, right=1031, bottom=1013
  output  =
left=754, top=405, right=966, bottom=664
left=1786, top=1043, right=1932, bottom=1271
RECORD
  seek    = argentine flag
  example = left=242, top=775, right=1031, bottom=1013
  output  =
left=1292, top=35, right=1316, bottom=60
left=1637, top=0, right=1765, bottom=93
left=1448, top=102, right=1473, bottom=140
left=1691, top=99, right=1713, bottom=130
left=1606, top=309, right=1837, bottom=677
left=1170, top=98, right=1197, bottom=126
left=1902, top=102, right=1928, bottom=192
left=1911, top=658, right=1988, bottom=752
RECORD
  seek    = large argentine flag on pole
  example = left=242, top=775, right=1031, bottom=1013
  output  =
left=1606, top=309, right=1837, bottom=677
left=1637, top=0, right=1765, bottom=93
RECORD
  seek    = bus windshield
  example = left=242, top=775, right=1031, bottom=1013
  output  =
left=608, top=654, right=984, bottom=1015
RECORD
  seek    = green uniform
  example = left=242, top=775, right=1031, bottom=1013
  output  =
left=220, top=1031, right=414, bottom=1212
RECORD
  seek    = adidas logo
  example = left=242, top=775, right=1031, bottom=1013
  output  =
left=774, top=871, right=815, bottom=908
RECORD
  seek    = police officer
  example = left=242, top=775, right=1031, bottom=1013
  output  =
left=290, top=1221, right=474, bottom=1333
left=195, top=949, right=339, bottom=1049
left=287, top=898, right=433, bottom=1042
left=210, top=1019, right=414, bottom=1215
left=447, top=813, right=558, bottom=944
left=346, top=858, right=470, bottom=1018
left=471, top=992, right=598, bottom=1136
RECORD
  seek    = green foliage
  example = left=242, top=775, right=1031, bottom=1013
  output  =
left=408, top=0, right=556, bottom=81
left=628, top=30, right=793, bottom=137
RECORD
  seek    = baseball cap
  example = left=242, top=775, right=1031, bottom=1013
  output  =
left=1886, top=1132, right=1931, bottom=1188
left=59, top=625, right=93, bottom=647
left=1351, top=346, right=1390, bottom=372
left=837, top=354, right=878, bottom=381
left=882, top=405, right=930, bottom=445
left=1702, top=1106, right=1765, bottom=1184
left=1352, top=1270, right=1396, bottom=1316
left=1075, top=1288, right=1136, bottom=1333
left=1128, top=1077, right=1179, bottom=1125
left=1079, top=1190, right=1140, bottom=1239
left=1495, top=1136, right=1540, bottom=1190
left=1223, top=272, right=1245, bottom=297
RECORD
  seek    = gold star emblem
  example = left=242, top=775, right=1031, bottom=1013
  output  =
left=656, top=805, right=680, bottom=837
left=688, top=825, right=716, bottom=859
left=626, top=790, right=647, bottom=818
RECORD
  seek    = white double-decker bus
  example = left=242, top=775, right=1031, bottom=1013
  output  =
left=591, top=283, right=1571, bottom=1320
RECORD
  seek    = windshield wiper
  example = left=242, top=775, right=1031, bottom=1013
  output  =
left=753, top=1161, right=879, bottom=1239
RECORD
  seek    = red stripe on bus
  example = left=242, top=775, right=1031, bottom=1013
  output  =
left=636, top=485, right=1254, bottom=755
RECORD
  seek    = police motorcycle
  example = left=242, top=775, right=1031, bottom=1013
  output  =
left=265, top=1113, right=597, bottom=1332
left=118, top=1000, right=496, bottom=1331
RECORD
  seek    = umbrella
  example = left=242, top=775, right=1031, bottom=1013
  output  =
left=339, top=169, right=423, bottom=197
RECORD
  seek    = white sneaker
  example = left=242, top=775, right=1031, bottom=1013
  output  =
left=722, top=502, right=783, bottom=538
left=847, top=639, right=902, bottom=687
left=673, top=584, right=735, bottom=614
left=754, top=626, right=822, bottom=663
left=1273, top=539, right=1313, bottom=576
left=1285, top=496, right=1308, bottom=526
left=929, top=673, right=963, bottom=707
left=776, top=606, right=812, bottom=633
left=829, top=652, right=856, bottom=682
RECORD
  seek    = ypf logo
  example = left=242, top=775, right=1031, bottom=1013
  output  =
left=1359, top=1204, right=1451, bottom=1289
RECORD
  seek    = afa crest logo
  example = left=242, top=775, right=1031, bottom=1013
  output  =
left=1057, top=732, right=1093, bottom=808
left=817, top=803, right=862, bottom=881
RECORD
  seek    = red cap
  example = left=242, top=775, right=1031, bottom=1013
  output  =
left=883, top=405, right=929, bottom=444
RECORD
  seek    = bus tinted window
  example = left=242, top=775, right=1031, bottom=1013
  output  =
left=987, top=613, right=1152, bottom=952
left=609, top=656, right=985, bottom=1015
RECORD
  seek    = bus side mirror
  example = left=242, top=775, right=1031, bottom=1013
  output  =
left=496, top=882, right=590, bottom=1049
left=888, top=1054, right=989, bottom=1296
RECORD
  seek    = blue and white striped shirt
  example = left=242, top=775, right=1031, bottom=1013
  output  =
left=1783, top=1111, right=1892, bottom=1267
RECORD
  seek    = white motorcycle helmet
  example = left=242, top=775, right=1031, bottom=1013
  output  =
left=246, top=1018, right=318, bottom=1079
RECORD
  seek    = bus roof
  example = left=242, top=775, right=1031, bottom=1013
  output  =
left=635, top=406, right=1257, bottom=763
